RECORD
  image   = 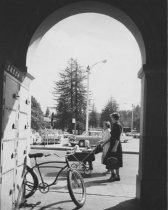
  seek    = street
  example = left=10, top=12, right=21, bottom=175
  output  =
left=121, top=137, right=139, bottom=153
left=21, top=143, right=140, bottom=210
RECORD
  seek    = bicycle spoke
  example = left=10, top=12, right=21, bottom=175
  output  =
left=67, top=169, right=86, bottom=207
left=24, top=166, right=38, bottom=199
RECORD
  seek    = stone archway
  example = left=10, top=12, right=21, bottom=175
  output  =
left=0, top=1, right=166, bottom=210
left=25, top=2, right=166, bottom=209
left=26, top=1, right=146, bottom=66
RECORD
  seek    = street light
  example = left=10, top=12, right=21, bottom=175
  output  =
left=85, top=59, right=107, bottom=134
left=131, top=104, right=134, bottom=131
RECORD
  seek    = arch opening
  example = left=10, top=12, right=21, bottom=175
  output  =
left=26, top=1, right=145, bottom=208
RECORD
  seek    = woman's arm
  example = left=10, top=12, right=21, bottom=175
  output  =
left=111, top=140, right=119, bottom=152
left=111, top=124, right=121, bottom=152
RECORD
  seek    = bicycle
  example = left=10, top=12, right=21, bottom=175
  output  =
left=17, top=152, right=86, bottom=208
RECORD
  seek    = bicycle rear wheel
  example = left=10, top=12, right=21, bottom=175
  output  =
left=24, top=166, right=38, bottom=198
left=15, top=179, right=26, bottom=209
left=67, top=169, right=86, bottom=207
left=15, top=166, right=38, bottom=208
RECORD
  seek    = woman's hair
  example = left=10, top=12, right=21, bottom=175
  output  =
left=110, top=112, right=120, bottom=120
left=104, top=121, right=111, bottom=129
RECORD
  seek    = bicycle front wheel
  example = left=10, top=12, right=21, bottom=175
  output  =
left=24, top=166, right=38, bottom=199
left=67, top=169, right=86, bottom=207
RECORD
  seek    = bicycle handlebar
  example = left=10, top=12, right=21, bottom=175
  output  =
left=29, top=150, right=75, bottom=159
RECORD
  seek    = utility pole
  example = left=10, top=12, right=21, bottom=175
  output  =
left=85, top=65, right=90, bottom=134
left=131, top=104, right=134, bottom=131
left=85, top=60, right=107, bottom=134
left=74, top=66, right=77, bottom=135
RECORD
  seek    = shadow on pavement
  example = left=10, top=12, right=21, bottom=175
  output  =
left=19, top=201, right=41, bottom=210
left=83, top=172, right=107, bottom=179
left=45, top=171, right=106, bottom=181
left=50, top=186, right=68, bottom=191
left=45, top=171, right=67, bottom=178
left=38, top=200, right=80, bottom=210
left=22, top=200, right=79, bottom=210
left=84, top=179, right=108, bottom=188
left=104, top=198, right=143, bottom=210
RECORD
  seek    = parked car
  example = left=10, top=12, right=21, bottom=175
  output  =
left=131, top=131, right=140, bottom=138
left=69, top=130, right=102, bottom=147
left=125, top=129, right=140, bottom=138
left=41, top=131, right=61, bottom=145
left=125, top=132, right=132, bottom=136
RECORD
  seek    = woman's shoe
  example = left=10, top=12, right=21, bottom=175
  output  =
left=115, top=175, right=120, bottom=181
left=107, top=176, right=116, bottom=182
left=108, top=175, right=120, bottom=182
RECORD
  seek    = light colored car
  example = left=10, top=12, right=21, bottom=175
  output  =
left=132, top=131, right=140, bottom=138
left=70, top=130, right=102, bottom=147
left=125, top=130, right=140, bottom=138
left=41, top=132, right=61, bottom=145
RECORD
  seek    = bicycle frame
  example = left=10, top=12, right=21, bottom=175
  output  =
left=30, top=155, right=71, bottom=188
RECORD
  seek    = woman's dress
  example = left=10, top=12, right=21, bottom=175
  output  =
left=104, top=122, right=123, bottom=169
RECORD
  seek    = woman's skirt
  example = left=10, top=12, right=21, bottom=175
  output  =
left=101, top=142, right=110, bottom=164
left=104, top=142, right=123, bottom=169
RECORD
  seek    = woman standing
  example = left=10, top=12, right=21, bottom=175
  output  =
left=99, top=121, right=111, bottom=165
left=104, top=112, right=123, bottom=182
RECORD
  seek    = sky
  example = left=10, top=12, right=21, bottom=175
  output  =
left=27, top=13, right=142, bottom=113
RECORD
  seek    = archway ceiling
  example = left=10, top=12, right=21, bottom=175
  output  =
left=0, top=0, right=165, bottom=69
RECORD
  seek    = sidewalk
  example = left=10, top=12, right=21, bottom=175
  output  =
left=20, top=143, right=143, bottom=210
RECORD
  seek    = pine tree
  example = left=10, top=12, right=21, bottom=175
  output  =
left=119, top=110, right=132, bottom=127
left=45, top=107, right=50, bottom=117
left=53, top=58, right=87, bottom=132
left=100, top=97, right=119, bottom=126
left=119, top=105, right=140, bottom=131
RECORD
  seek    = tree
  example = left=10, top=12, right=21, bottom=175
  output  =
left=119, top=110, right=132, bottom=127
left=31, top=96, right=44, bottom=131
left=100, top=97, right=119, bottom=126
left=45, top=107, right=50, bottom=117
left=53, top=58, right=87, bottom=133
left=119, top=105, right=140, bottom=131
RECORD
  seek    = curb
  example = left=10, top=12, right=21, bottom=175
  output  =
left=31, top=145, right=139, bottom=154
left=31, top=145, right=72, bottom=151
left=122, top=151, right=139, bottom=155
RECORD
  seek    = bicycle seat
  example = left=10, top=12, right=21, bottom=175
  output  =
left=29, top=153, right=43, bottom=158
